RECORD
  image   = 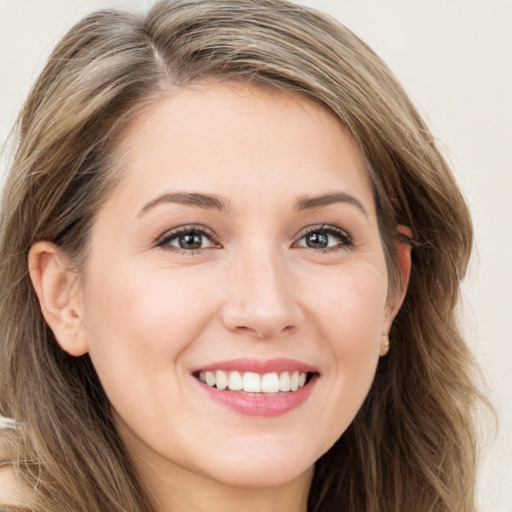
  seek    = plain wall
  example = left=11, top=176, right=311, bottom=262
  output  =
left=1, top=1, right=511, bottom=510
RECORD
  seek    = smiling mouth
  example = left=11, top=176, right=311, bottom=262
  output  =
left=193, top=370, right=315, bottom=395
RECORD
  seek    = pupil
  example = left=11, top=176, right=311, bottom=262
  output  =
left=179, top=232, right=202, bottom=249
left=307, top=232, right=328, bottom=248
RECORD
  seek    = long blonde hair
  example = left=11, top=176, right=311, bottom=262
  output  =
left=0, top=1, right=485, bottom=510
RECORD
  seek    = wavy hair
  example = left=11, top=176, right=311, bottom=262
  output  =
left=0, top=0, right=485, bottom=510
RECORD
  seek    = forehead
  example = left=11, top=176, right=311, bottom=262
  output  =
left=107, top=81, right=374, bottom=215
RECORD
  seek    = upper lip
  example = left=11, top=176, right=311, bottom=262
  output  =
left=191, top=358, right=318, bottom=375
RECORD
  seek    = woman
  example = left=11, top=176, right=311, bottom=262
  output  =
left=0, top=0, right=485, bottom=510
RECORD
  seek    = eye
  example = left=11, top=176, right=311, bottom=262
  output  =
left=294, top=225, right=353, bottom=251
left=157, top=225, right=218, bottom=252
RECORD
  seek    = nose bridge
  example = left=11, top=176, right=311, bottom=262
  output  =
left=243, top=245, right=285, bottom=304
left=222, top=239, right=301, bottom=338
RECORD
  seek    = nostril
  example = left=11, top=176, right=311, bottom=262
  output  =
left=234, top=325, right=259, bottom=335
left=234, top=324, right=295, bottom=339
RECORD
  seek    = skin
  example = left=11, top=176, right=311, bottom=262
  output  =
left=29, top=82, right=410, bottom=512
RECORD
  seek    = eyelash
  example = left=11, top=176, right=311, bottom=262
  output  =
left=155, top=224, right=220, bottom=254
left=155, top=223, right=354, bottom=254
left=293, top=224, right=354, bottom=252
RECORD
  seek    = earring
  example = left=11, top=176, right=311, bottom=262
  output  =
left=380, top=333, right=390, bottom=356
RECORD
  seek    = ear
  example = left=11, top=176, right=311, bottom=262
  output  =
left=28, top=241, right=88, bottom=357
left=381, top=225, right=413, bottom=354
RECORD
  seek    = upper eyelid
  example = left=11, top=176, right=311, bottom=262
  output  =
left=292, top=224, right=355, bottom=252
left=294, top=224, right=352, bottom=240
left=155, top=224, right=219, bottom=246
left=154, top=223, right=353, bottom=247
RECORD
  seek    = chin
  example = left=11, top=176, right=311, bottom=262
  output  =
left=193, top=435, right=319, bottom=490
left=204, top=460, right=314, bottom=490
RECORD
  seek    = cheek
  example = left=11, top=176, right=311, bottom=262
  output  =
left=85, top=262, right=216, bottom=343
left=304, top=264, right=388, bottom=446
left=80, top=264, right=219, bottom=413
left=312, top=262, right=388, bottom=352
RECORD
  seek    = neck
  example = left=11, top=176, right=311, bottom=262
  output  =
left=115, top=413, right=313, bottom=512
left=145, top=464, right=313, bottom=512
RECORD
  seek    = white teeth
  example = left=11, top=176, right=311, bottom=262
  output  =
left=290, top=371, right=300, bottom=392
left=205, top=371, right=215, bottom=387
left=227, top=371, right=243, bottom=391
left=279, top=371, right=291, bottom=392
left=198, top=370, right=309, bottom=393
left=261, top=372, right=280, bottom=393
left=216, top=370, right=228, bottom=390
left=243, top=372, right=261, bottom=392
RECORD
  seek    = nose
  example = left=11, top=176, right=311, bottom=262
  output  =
left=221, top=247, right=303, bottom=340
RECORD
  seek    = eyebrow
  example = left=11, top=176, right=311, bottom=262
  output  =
left=295, top=192, right=368, bottom=216
left=138, top=190, right=367, bottom=217
left=139, top=192, right=230, bottom=216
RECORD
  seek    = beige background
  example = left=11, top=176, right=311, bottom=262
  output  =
left=1, top=1, right=511, bottom=510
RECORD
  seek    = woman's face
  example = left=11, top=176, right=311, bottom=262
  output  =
left=74, top=83, right=397, bottom=490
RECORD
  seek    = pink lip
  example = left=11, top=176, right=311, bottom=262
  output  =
left=191, top=357, right=318, bottom=374
left=191, top=358, right=319, bottom=417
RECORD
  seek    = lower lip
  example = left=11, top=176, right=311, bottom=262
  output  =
left=196, top=375, right=318, bottom=417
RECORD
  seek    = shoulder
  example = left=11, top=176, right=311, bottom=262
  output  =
left=0, top=464, right=29, bottom=508
left=0, top=420, right=32, bottom=509
left=0, top=466, right=28, bottom=507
